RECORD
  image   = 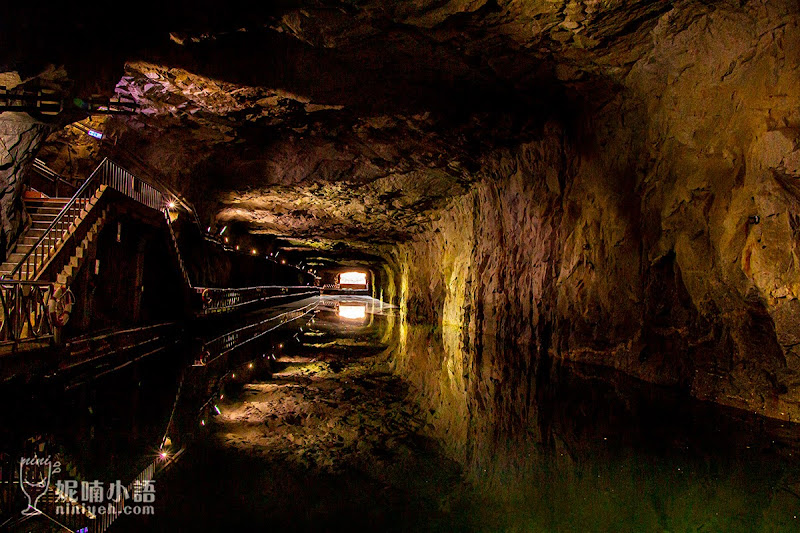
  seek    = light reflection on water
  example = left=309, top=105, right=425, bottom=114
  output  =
left=2, top=298, right=799, bottom=532
left=338, top=303, right=367, bottom=320
left=398, top=322, right=800, bottom=532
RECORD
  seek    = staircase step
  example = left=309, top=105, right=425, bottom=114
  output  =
left=31, top=215, right=56, bottom=224
left=13, top=243, right=33, bottom=255
left=30, top=209, right=61, bottom=218
left=32, top=220, right=64, bottom=230
left=24, top=229, right=46, bottom=240
left=26, top=197, right=69, bottom=202
left=19, top=235, right=42, bottom=245
left=6, top=252, right=31, bottom=264
left=25, top=204, right=70, bottom=214
left=24, top=199, right=71, bottom=207
left=27, top=206, right=65, bottom=216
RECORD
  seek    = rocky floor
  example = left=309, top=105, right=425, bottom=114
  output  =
left=117, top=301, right=466, bottom=532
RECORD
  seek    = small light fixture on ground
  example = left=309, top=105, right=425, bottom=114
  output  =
left=87, top=129, right=103, bottom=139
left=251, top=248, right=257, bottom=255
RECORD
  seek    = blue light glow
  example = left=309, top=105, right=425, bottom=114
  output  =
left=87, top=130, right=103, bottom=139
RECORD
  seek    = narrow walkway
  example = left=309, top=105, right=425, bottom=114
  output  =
left=117, top=297, right=464, bottom=532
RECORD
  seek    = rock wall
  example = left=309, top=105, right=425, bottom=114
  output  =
left=0, top=72, right=52, bottom=254
left=0, top=113, right=49, bottom=253
left=385, top=5, right=800, bottom=474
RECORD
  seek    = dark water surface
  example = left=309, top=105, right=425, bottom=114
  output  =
left=2, top=296, right=799, bottom=532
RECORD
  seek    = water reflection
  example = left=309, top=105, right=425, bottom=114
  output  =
left=398, top=322, right=800, bottom=532
left=0, top=300, right=317, bottom=531
left=2, top=296, right=799, bottom=532
left=338, top=303, right=367, bottom=320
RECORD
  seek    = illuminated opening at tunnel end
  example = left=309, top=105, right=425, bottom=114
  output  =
left=339, top=271, right=368, bottom=286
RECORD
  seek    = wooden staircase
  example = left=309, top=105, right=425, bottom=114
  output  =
left=0, top=187, right=109, bottom=282
left=0, top=197, right=70, bottom=278
left=56, top=205, right=108, bottom=285
left=2, top=158, right=170, bottom=288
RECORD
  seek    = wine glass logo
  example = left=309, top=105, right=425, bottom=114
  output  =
left=18, top=455, right=53, bottom=516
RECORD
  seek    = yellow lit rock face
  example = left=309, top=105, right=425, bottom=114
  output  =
left=378, top=3, right=800, bottom=472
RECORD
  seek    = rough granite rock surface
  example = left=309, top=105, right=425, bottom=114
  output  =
left=382, top=3, right=800, bottom=473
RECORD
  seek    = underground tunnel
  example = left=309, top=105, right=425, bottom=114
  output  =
left=1, top=0, right=800, bottom=531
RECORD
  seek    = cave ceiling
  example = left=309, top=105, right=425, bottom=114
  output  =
left=2, top=0, right=758, bottom=261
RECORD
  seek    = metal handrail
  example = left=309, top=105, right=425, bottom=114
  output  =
left=10, top=158, right=168, bottom=280
left=32, top=158, right=60, bottom=181
left=29, top=159, right=79, bottom=200
left=197, top=285, right=320, bottom=315
left=164, top=210, right=194, bottom=288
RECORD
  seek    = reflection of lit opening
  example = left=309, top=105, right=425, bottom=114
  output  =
left=339, top=304, right=366, bottom=320
left=339, top=271, right=367, bottom=287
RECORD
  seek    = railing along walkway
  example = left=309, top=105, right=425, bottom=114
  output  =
left=196, top=286, right=320, bottom=315
left=164, top=208, right=319, bottom=316
left=0, top=280, right=55, bottom=347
